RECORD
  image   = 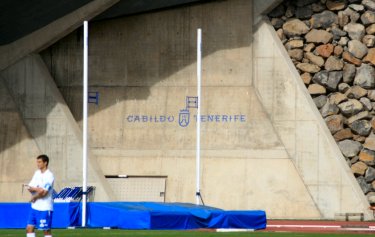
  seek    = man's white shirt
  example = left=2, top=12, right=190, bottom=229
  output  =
left=28, top=169, right=54, bottom=211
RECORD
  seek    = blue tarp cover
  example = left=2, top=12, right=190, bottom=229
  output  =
left=0, top=202, right=81, bottom=228
left=0, top=202, right=266, bottom=230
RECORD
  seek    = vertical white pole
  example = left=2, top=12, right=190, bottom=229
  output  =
left=82, top=20, right=88, bottom=227
left=196, top=28, right=202, bottom=205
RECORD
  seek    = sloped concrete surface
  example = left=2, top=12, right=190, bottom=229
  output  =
left=0, top=54, right=114, bottom=201
left=252, top=16, right=373, bottom=220
left=0, top=0, right=119, bottom=71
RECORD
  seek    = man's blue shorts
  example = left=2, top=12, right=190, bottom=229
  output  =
left=27, top=208, right=53, bottom=230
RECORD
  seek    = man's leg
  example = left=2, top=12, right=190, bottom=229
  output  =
left=44, top=229, right=52, bottom=237
left=40, top=210, right=53, bottom=237
left=26, top=224, right=35, bottom=237
left=26, top=208, right=36, bottom=237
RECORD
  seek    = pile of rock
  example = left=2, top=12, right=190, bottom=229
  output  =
left=268, top=0, right=375, bottom=204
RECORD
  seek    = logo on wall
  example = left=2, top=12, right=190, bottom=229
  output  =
left=179, top=109, right=190, bottom=127
left=126, top=96, right=246, bottom=127
left=178, top=96, right=198, bottom=127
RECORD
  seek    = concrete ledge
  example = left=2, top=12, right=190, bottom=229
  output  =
left=335, top=213, right=364, bottom=221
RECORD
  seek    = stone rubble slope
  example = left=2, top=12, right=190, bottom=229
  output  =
left=268, top=0, right=375, bottom=205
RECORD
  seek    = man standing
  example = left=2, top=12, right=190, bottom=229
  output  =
left=26, top=154, right=55, bottom=237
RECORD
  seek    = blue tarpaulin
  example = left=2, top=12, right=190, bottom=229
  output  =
left=0, top=202, right=81, bottom=228
left=0, top=202, right=266, bottom=230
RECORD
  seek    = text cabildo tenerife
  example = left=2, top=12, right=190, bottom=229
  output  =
left=126, top=114, right=246, bottom=128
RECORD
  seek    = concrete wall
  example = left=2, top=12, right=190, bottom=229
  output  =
left=38, top=0, right=322, bottom=218
left=0, top=0, right=119, bottom=202
left=0, top=0, right=372, bottom=220
left=0, top=78, right=39, bottom=202
left=0, top=55, right=114, bottom=201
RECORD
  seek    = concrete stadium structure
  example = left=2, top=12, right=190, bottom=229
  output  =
left=0, top=0, right=373, bottom=220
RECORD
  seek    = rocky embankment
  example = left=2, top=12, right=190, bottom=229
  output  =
left=268, top=0, right=375, bottom=204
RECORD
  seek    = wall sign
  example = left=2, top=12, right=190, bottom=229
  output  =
left=126, top=96, right=246, bottom=128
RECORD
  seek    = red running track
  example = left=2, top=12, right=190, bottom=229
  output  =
left=264, top=220, right=375, bottom=234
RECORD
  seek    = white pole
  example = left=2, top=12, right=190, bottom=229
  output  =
left=196, top=28, right=202, bottom=205
left=82, top=20, right=88, bottom=227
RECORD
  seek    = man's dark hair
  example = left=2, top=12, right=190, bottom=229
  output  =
left=37, top=154, right=49, bottom=167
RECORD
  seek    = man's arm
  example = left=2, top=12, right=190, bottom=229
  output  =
left=27, top=186, right=49, bottom=202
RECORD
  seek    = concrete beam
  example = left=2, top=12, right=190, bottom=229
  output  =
left=0, top=0, right=119, bottom=71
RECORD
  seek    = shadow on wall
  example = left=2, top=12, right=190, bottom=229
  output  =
left=0, top=0, right=253, bottom=154
left=40, top=0, right=253, bottom=121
